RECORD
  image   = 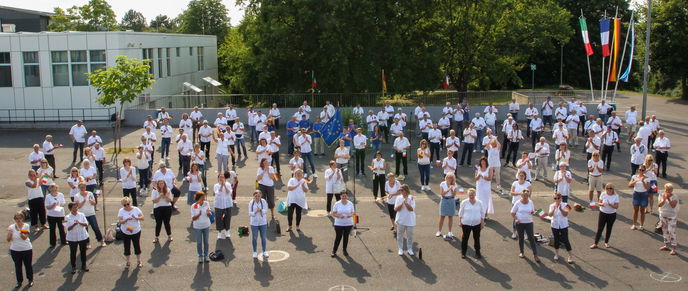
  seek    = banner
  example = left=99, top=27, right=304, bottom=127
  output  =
left=600, top=19, right=611, bottom=57
left=619, top=18, right=635, bottom=82
left=321, top=108, right=343, bottom=146
left=608, top=18, right=621, bottom=82
left=579, top=18, right=594, bottom=56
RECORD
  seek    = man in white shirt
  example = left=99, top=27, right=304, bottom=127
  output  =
left=483, top=102, right=498, bottom=114
left=214, top=112, right=228, bottom=132
left=443, top=102, right=454, bottom=125
left=353, top=104, right=365, bottom=116
left=552, top=122, right=569, bottom=150
left=353, top=128, right=368, bottom=176
left=653, top=130, right=670, bottom=178
left=429, top=124, right=443, bottom=162
left=606, top=111, right=623, bottom=152
left=529, top=114, right=544, bottom=151
left=42, top=135, right=61, bottom=176
left=159, top=119, right=173, bottom=161
left=591, top=118, right=605, bottom=137
left=597, top=100, right=611, bottom=123
left=325, top=100, right=336, bottom=119
left=377, top=108, right=390, bottom=143
left=635, top=121, right=652, bottom=150
left=471, top=113, right=487, bottom=152
left=269, top=103, right=281, bottom=130
left=567, top=97, right=577, bottom=113
left=585, top=130, right=601, bottom=161
left=461, top=123, right=477, bottom=166
left=509, top=99, right=520, bottom=121
left=384, top=101, right=395, bottom=128
left=69, top=120, right=88, bottom=164
left=587, top=151, right=605, bottom=205
left=577, top=101, right=588, bottom=136
left=269, top=131, right=282, bottom=176
left=214, top=131, right=230, bottom=174
left=630, top=137, right=647, bottom=175
left=419, top=115, right=433, bottom=142
left=233, top=117, right=247, bottom=158
left=366, top=110, right=378, bottom=137
left=524, top=103, right=538, bottom=138
left=156, top=107, right=170, bottom=124
left=254, top=111, right=267, bottom=138
left=298, top=128, right=316, bottom=177
left=29, top=144, right=44, bottom=171
left=390, top=118, right=404, bottom=138
left=198, top=120, right=213, bottom=160
left=393, top=132, right=410, bottom=180
left=190, top=106, right=204, bottom=143
left=534, top=137, right=550, bottom=181
left=554, top=102, right=568, bottom=121
left=299, top=101, right=312, bottom=121
left=624, top=106, right=638, bottom=142
left=92, top=142, right=106, bottom=185
left=541, top=96, right=555, bottom=130
left=647, top=115, right=660, bottom=150
left=600, top=127, right=618, bottom=171
left=177, top=134, right=193, bottom=176
left=453, top=103, right=464, bottom=137
left=247, top=107, right=257, bottom=143
left=225, top=104, right=237, bottom=128
left=500, top=116, right=515, bottom=158
left=320, top=106, right=331, bottom=123
left=143, top=115, right=157, bottom=131
left=394, top=108, right=408, bottom=129
left=438, top=114, right=452, bottom=143
left=565, top=110, right=580, bottom=146
left=484, top=110, right=497, bottom=134
left=85, top=130, right=101, bottom=148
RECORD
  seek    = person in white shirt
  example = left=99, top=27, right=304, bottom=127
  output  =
left=179, top=113, right=193, bottom=140
left=509, top=99, right=520, bottom=121
left=44, top=184, right=66, bottom=247
left=524, top=103, right=538, bottom=138
left=390, top=117, right=405, bottom=138
left=483, top=102, right=498, bottom=114
left=505, top=124, right=524, bottom=167
left=511, top=190, right=539, bottom=262
left=393, top=132, right=410, bottom=180
left=588, top=151, right=605, bottom=206
left=438, top=114, right=452, bottom=142
left=249, top=190, right=269, bottom=258
left=597, top=100, right=611, bottom=123
left=117, top=197, right=144, bottom=267
left=658, top=183, right=679, bottom=255
left=197, top=120, right=213, bottom=160
left=86, top=130, right=102, bottom=148
left=630, top=137, right=648, bottom=175
left=70, top=120, right=88, bottom=164
left=286, top=169, right=309, bottom=231
left=257, top=159, right=278, bottom=220
left=269, top=103, right=281, bottom=129
left=119, top=158, right=139, bottom=207
left=548, top=192, right=573, bottom=264
left=214, top=112, right=228, bottom=133
left=591, top=183, right=619, bottom=249
left=353, top=128, right=368, bottom=176
left=74, top=183, right=105, bottom=247
left=500, top=116, right=515, bottom=158
left=324, top=161, right=345, bottom=212
left=606, top=111, right=623, bottom=152
left=28, top=144, right=44, bottom=171
left=8, top=211, right=34, bottom=288
left=629, top=165, right=651, bottom=230
left=417, top=140, right=431, bottom=190
left=428, top=124, right=443, bottom=162
left=225, top=104, right=237, bottom=128
left=395, top=184, right=416, bottom=256
left=65, top=202, right=90, bottom=273
left=189, top=192, right=211, bottom=262
left=565, top=110, right=580, bottom=146
left=553, top=162, right=573, bottom=202
left=438, top=173, right=459, bottom=239
left=653, top=130, right=670, bottom=178
left=475, top=157, right=494, bottom=218
left=471, top=113, right=487, bottom=152
left=552, top=122, right=569, bottom=150
left=647, top=115, right=660, bottom=150
left=135, top=145, right=151, bottom=192
left=453, top=103, right=465, bottom=136
left=297, top=128, right=316, bottom=177
left=231, top=117, right=247, bottom=158
left=458, top=188, right=484, bottom=259
left=320, top=106, right=332, bottom=123
left=42, top=135, right=61, bottom=177
left=151, top=179, right=174, bottom=243
left=214, top=173, right=234, bottom=239
left=601, top=127, right=619, bottom=171
left=377, top=108, right=390, bottom=143
left=254, top=111, right=267, bottom=138
left=177, top=134, right=193, bottom=176
left=534, top=137, right=550, bottom=181
left=555, top=143, right=571, bottom=170
left=334, top=140, right=351, bottom=182
left=143, top=115, right=157, bottom=131
left=577, top=101, right=588, bottom=136
left=213, top=131, right=230, bottom=174
left=635, top=121, right=652, bottom=149
left=92, top=143, right=106, bottom=185
left=366, top=110, right=378, bottom=137
left=80, top=159, right=98, bottom=195
left=330, top=191, right=355, bottom=257
left=247, top=107, right=258, bottom=143
left=585, top=130, right=601, bottom=161
left=159, top=119, right=173, bottom=161
left=460, top=123, right=477, bottom=166
left=567, top=97, right=577, bottom=113
left=152, top=162, right=181, bottom=210
left=484, top=111, right=497, bottom=134
left=353, top=104, right=364, bottom=116
left=510, top=172, right=533, bottom=240
left=185, top=163, right=204, bottom=206
left=268, top=131, right=281, bottom=176
left=156, top=107, right=170, bottom=124
left=529, top=114, right=544, bottom=150
left=625, top=106, right=638, bottom=142
left=541, top=96, right=555, bottom=130
left=395, top=108, right=408, bottom=129
left=189, top=106, right=204, bottom=142
left=554, top=102, right=568, bottom=121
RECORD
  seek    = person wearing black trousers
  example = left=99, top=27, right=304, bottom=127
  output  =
left=393, top=132, right=410, bottom=180
left=370, top=152, right=387, bottom=202
left=500, top=116, right=515, bottom=159
left=65, top=202, right=89, bottom=273
left=601, top=128, right=618, bottom=171
left=459, top=188, right=484, bottom=259
left=591, top=183, right=619, bottom=249
left=505, top=124, right=523, bottom=167
left=460, top=123, right=477, bottom=166
left=653, top=130, right=670, bottom=178
left=331, top=192, right=355, bottom=257
left=8, top=211, right=34, bottom=289
left=529, top=114, right=544, bottom=151
left=548, top=193, right=573, bottom=264
left=353, top=128, right=367, bottom=177
left=428, top=124, right=443, bottom=162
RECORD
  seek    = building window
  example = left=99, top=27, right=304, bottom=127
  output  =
left=142, top=48, right=154, bottom=76
left=0, top=52, right=10, bottom=87
left=176, top=47, right=180, bottom=57
left=166, top=48, right=171, bottom=77
left=51, top=51, right=69, bottom=87
left=89, top=50, right=106, bottom=73
left=197, top=47, right=204, bottom=71
left=70, top=50, right=88, bottom=86
left=157, top=48, right=163, bottom=78
left=23, top=52, right=40, bottom=87
left=189, top=47, right=193, bottom=56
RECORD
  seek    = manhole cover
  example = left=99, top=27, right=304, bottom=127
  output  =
left=328, top=285, right=357, bottom=291
left=306, top=210, right=329, bottom=217
left=257, top=250, right=290, bottom=262
left=650, top=272, right=682, bottom=283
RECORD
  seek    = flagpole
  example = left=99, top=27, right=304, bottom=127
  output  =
left=311, top=70, right=315, bottom=107
left=381, top=69, right=385, bottom=99
left=600, top=11, right=607, bottom=102
left=604, top=7, right=620, bottom=100
left=612, top=15, right=633, bottom=102
left=581, top=11, right=595, bottom=101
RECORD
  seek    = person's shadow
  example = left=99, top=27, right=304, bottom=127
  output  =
left=113, top=267, right=140, bottom=290
left=466, top=257, right=512, bottom=289
left=57, top=267, right=85, bottom=291
left=190, top=262, right=212, bottom=290
left=288, top=230, right=318, bottom=253
left=215, top=238, right=236, bottom=266
left=401, top=255, right=437, bottom=284
left=253, top=259, right=273, bottom=287
left=335, top=256, right=371, bottom=283
left=148, top=240, right=171, bottom=267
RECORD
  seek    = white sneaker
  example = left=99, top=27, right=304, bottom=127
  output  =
left=398, top=249, right=404, bottom=255
left=225, top=232, right=231, bottom=238
left=407, top=249, right=415, bottom=256
left=447, top=232, right=454, bottom=238
left=253, top=252, right=258, bottom=258
left=263, top=251, right=269, bottom=258
left=198, top=257, right=203, bottom=263
left=218, top=232, right=224, bottom=239
left=511, top=233, right=517, bottom=239
left=435, top=231, right=442, bottom=237
left=312, top=173, right=318, bottom=178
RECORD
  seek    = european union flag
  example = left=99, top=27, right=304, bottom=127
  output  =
left=322, top=108, right=343, bottom=146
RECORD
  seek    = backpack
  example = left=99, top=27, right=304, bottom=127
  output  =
left=209, top=250, right=225, bottom=261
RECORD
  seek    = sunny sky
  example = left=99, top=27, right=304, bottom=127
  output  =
left=2, top=0, right=245, bottom=26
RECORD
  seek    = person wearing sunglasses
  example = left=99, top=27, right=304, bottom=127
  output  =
left=548, top=192, right=573, bottom=264
left=629, top=166, right=651, bottom=230
left=117, top=197, right=143, bottom=268
left=591, top=183, right=619, bottom=249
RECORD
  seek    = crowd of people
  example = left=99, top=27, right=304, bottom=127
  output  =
left=8, top=97, right=680, bottom=289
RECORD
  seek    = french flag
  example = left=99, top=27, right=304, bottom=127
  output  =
left=600, top=19, right=610, bottom=57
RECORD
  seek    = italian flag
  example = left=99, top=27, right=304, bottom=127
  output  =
left=579, top=17, right=594, bottom=56
left=311, top=71, right=317, bottom=89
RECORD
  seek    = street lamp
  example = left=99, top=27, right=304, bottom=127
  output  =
left=641, top=0, right=652, bottom=119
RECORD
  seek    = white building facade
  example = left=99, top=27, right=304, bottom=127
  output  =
left=0, top=31, right=217, bottom=121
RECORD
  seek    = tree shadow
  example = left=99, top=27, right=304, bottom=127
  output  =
left=334, top=256, right=371, bottom=283
left=401, top=254, right=437, bottom=284
left=113, top=266, right=140, bottom=290
left=190, top=262, right=212, bottom=290
left=147, top=240, right=171, bottom=267
left=287, top=230, right=318, bottom=254
left=253, top=259, right=273, bottom=287
left=466, top=256, right=512, bottom=289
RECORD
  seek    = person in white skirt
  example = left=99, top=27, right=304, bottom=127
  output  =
left=286, top=169, right=309, bottom=232
left=385, top=173, right=401, bottom=232
left=485, top=138, right=503, bottom=195
left=475, top=157, right=494, bottom=219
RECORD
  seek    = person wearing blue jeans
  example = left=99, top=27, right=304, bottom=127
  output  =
left=191, top=192, right=211, bottom=263
left=298, top=129, right=317, bottom=177
left=160, top=137, right=171, bottom=160
left=249, top=191, right=269, bottom=258
left=286, top=117, right=299, bottom=155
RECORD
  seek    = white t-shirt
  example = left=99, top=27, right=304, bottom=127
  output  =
left=28, top=151, right=44, bottom=167
left=511, top=200, right=534, bottom=224
left=442, top=157, right=457, bottom=175
left=257, top=167, right=276, bottom=187
left=458, top=199, right=484, bottom=226
left=332, top=201, right=355, bottom=226
left=516, top=159, right=532, bottom=180
left=565, top=115, right=579, bottom=129
left=70, top=125, right=88, bottom=143
left=511, top=181, right=531, bottom=204
left=119, top=167, right=137, bottom=189
left=549, top=202, right=569, bottom=229
left=186, top=172, right=203, bottom=192
left=541, top=101, right=554, bottom=115
left=631, top=175, right=651, bottom=192
left=553, top=170, right=572, bottom=196
left=87, top=135, right=103, bottom=147
left=81, top=167, right=97, bottom=185
left=67, top=176, right=82, bottom=198
left=27, top=179, right=43, bottom=200
left=371, top=158, right=386, bottom=175
left=151, top=189, right=172, bottom=208
left=118, top=207, right=143, bottom=235
left=159, top=125, right=173, bottom=138
left=153, top=170, right=176, bottom=189
left=65, top=212, right=89, bottom=242
left=597, top=103, right=611, bottom=115
left=599, top=193, right=620, bottom=214
left=587, top=159, right=604, bottom=176
left=191, top=201, right=212, bottom=229
left=659, top=194, right=679, bottom=219
left=45, top=193, right=66, bottom=217
left=393, top=137, right=410, bottom=152
left=8, top=223, right=32, bottom=251
left=428, top=129, right=442, bottom=144
left=198, top=126, right=214, bottom=143
left=625, top=110, right=638, bottom=125
left=225, top=108, right=237, bottom=121
left=190, top=110, right=203, bottom=121
left=298, top=134, right=313, bottom=153
left=335, top=147, right=349, bottom=164
left=287, top=178, right=309, bottom=209
left=463, top=129, right=477, bottom=143
left=213, top=182, right=234, bottom=209
left=214, top=117, right=228, bottom=131
left=385, top=180, right=401, bottom=205
left=249, top=199, right=269, bottom=226
left=324, top=168, right=343, bottom=193
left=353, top=134, right=367, bottom=150
left=366, top=115, right=378, bottom=132
left=446, top=136, right=460, bottom=151
left=525, top=107, right=538, bottom=119
left=394, top=195, right=416, bottom=226
left=75, top=192, right=96, bottom=216
left=419, top=119, right=433, bottom=133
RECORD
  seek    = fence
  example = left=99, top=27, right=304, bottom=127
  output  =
left=0, top=107, right=116, bottom=123
left=513, top=90, right=613, bottom=106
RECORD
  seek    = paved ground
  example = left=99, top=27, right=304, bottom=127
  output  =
left=0, top=92, right=686, bottom=290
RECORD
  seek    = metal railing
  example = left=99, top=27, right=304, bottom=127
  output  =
left=514, top=90, right=614, bottom=105
left=0, top=107, right=116, bottom=123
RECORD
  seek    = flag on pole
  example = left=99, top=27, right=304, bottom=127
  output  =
left=608, top=18, right=621, bottom=82
left=600, top=19, right=611, bottom=57
left=443, top=72, right=450, bottom=89
left=311, top=70, right=317, bottom=89
left=579, top=17, right=594, bottom=56
left=619, top=18, right=635, bottom=82
left=381, top=69, right=387, bottom=93
left=321, top=108, right=343, bottom=145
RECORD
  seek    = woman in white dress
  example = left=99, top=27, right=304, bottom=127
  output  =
left=286, top=169, right=309, bottom=232
left=475, top=157, right=494, bottom=218
left=485, top=139, right=503, bottom=194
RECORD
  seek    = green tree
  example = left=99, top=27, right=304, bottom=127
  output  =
left=150, top=14, right=177, bottom=32
left=178, top=0, right=230, bottom=42
left=47, top=7, right=81, bottom=31
left=120, top=9, right=147, bottom=32
left=647, top=0, right=688, bottom=99
left=218, top=26, right=251, bottom=93
left=87, top=56, right=154, bottom=152
left=48, top=0, right=118, bottom=31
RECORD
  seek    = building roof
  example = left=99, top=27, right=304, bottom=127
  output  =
left=0, top=5, right=54, bottom=17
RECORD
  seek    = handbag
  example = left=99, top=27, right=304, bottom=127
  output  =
left=209, top=211, right=216, bottom=224
left=333, top=181, right=346, bottom=194
left=277, top=200, right=288, bottom=213
left=209, top=250, right=225, bottom=261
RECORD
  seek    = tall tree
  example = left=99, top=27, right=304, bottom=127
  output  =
left=78, top=0, right=118, bottom=31
left=47, top=7, right=81, bottom=32
left=178, top=0, right=230, bottom=42
left=150, top=14, right=177, bottom=32
left=647, top=0, right=688, bottom=99
left=120, top=9, right=147, bottom=32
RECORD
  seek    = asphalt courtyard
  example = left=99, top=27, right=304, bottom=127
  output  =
left=0, top=92, right=686, bottom=290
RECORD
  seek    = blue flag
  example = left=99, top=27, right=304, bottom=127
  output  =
left=619, top=17, right=635, bottom=83
left=321, top=108, right=343, bottom=146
